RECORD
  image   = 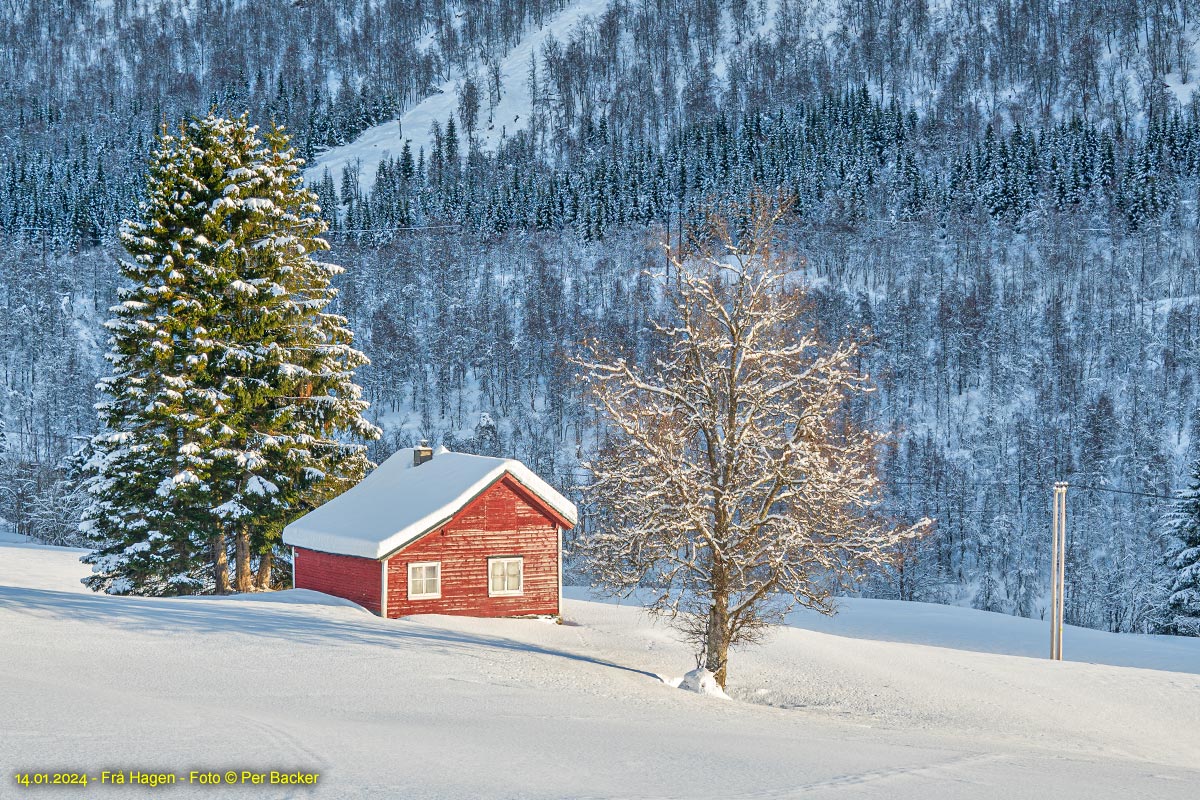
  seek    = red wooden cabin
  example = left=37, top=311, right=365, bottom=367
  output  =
left=283, top=446, right=577, bottom=618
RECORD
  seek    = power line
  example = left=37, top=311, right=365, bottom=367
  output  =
left=324, top=224, right=461, bottom=235
left=1064, top=483, right=1173, bottom=500
left=888, top=477, right=1174, bottom=501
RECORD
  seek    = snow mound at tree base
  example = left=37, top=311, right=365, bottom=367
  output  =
left=675, top=668, right=729, bottom=698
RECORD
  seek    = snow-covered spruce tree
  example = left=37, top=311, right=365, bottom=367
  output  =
left=81, top=125, right=229, bottom=595
left=199, top=118, right=378, bottom=592
left=83, top=113, right=378, bottom=596
left=1164, top=461, right=1200, bottom=636
left=575, top=196, right=928, bottom=688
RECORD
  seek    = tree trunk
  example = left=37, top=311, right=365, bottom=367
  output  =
left=704, top=593, right=732, bottom=689
left=234, top=527, right=253, bottom=592
left=211, top=533, right=232, bottom=595
left=253, top=549, right=274, bottom=591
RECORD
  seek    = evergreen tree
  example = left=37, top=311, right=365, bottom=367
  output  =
left=81, top=122, right=226, bottom=595
left=82, top=113, right=379, bottom=596
left=1165, top=461, right=1200, bottom=635
left=444, top=117, right=459, bottom=172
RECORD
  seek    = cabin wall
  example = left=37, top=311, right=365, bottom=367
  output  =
left=293, top=547, right=382, bottom=615
left=385, top=476, right=560, bottom=618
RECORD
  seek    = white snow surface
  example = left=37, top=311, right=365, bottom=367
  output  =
left=281, top=448, right=577, bottom=559
left=3, top=543, right=1200, bottom=799
left=0, top=519, right=28, bottom=544
left=305, top=0, right=608, bottom=194
left=1162, top=25, right=1200, bottom=107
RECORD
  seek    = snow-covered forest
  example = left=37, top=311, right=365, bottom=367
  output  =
left=3, top=0, right=1200, bottom=632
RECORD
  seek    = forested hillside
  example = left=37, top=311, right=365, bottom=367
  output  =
left=3, top=0, right=1200, bottom=632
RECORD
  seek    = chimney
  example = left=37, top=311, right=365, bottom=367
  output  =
left=413, top=441, right=433, bottom=467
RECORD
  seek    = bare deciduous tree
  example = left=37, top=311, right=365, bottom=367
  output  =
left=576, top=197, right=928, bottom=688
left=457, top=76, right=481, bottom=143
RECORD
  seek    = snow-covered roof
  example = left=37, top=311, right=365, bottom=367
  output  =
left=282, top=448, right=577, bottom=560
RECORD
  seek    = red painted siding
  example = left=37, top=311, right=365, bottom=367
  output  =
left=294, top=547, right=381, bottom=615
left=385, top=476, right=560, bottom=618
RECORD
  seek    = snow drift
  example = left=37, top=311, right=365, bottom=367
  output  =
left=2, top=542, right=1198, bottom=799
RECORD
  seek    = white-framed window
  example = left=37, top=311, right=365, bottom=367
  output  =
left=408, top=561, right=441, bottom=599
left=488, top=557, right=524, bottom=597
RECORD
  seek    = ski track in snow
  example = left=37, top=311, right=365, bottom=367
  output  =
left=2, top=542, right=1199, bottom=799
left=305, top=0, right=610, bottom=195
left=305, top=1, right=1200, bottom=199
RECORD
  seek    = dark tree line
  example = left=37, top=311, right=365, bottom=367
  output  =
left=7, top=0, right=1200, bottom=248
left=333, top=91, right=1200, bottom=239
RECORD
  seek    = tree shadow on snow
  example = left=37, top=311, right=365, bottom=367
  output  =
left=0, top=584, right=662, bottom=682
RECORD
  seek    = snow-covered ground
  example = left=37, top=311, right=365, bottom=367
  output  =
left=0, top=520, right=28, bottom=544
left=3, top=542, right=1199, bottom=799
left=1163, top=23, right=1200, bottom=107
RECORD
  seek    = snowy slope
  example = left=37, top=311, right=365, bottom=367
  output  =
left=3, top=542, right=1199, bottom=799
left=1162, top=24, right=1200, bottom=106
left=305, top=0, right=609, bottom=194
left=0, top=521, right=27, bottom=544
left=781, top=596, right=1200, bottom=674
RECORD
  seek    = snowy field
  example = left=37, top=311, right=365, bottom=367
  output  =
left=2, top=542, right=1199, bottom=799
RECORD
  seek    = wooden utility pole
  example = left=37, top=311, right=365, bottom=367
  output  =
left=665, top=209, right=671, bottom=286
left=1050, top=482, right=1058, bottom=659
left=1050, top=481, right=1068, bottom=660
